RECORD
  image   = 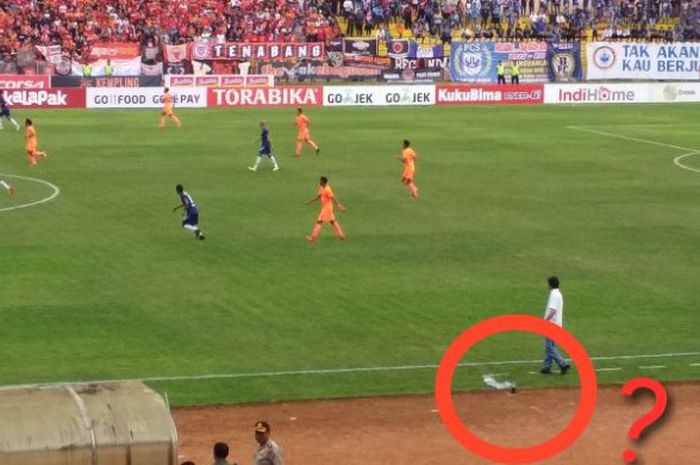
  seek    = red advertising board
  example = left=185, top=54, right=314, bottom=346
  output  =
left=3, top=88, right=86, bottom=108
left=436, top=84, right=544, bottom=105
left=209, top=86, right=322, bottom=107
left=0, top=75, right=51, bottom=90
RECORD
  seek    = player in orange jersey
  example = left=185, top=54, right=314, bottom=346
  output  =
left=294, top=108, right=319, bottom=157
left=159, top=88, right=182, bottom=128
left=25, top=118, right=47, bottom=167
left=305, top=176, right=345, bottom=242
left=398, top=139, right=418, bottom=199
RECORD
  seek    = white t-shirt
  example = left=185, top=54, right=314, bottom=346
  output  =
left=544, top=288, right=564, bottom=327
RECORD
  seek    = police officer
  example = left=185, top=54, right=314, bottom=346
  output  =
left=497, top=61, right=506, bottom=85
left=82, top=62, right=92, bottom=77
left=104, top=59, right=113, bottom=77
left=510, top=61, right=520, bottom=85
left=253, top=421, right=284, bottom=465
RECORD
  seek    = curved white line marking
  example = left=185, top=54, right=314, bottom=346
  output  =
left=674, top=152, right=700, bottom=173
left=0, top=174, right=60, bottom=212
left=568, top=125, right=700, bottom=175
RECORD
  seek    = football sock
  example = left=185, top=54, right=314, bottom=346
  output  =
left=409, top=183, right=418, bottom=198
left=253, top=157, right=262, bottom=169
left=270, top=156, right=279, bottom=169
left=0, top=180, right=10, bottom=191
left=332, top=222, right=344, bottom=239
left=10, top=118, right=19, bottom=129
left=309, top=140, right=319, bottom=150
left=310, top=224, right=322, bottom=239
left=295, top=141, right=302, bottom=155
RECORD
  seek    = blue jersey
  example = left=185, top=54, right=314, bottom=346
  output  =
left=261, top=127, right=271, bottom=148
left=0, top=95, right=9, bottom=117
left=180, top=192, right=198, bottom=216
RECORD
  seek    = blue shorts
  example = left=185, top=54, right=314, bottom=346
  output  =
left=0, top=107, right=9, bottom=118
left=259, top=145, right=272, bottom=156
left=183, top=212, right=199, bottom=227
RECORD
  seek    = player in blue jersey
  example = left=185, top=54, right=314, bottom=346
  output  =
left=173, top=184, right=205, bottom=240
left=248, top=120, right=280, bottom=172
left=0, top=91, right=20, bottom=131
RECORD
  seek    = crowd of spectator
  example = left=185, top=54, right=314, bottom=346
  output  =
left=1, top=0, right=700, bottom=61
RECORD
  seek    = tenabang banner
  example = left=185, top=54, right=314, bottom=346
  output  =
left=437, top=84, right=544, bottom=105
left=323, top=85, right=435, bottom=106
left=208, top=86, right=323, bottom=107
left=86, top=87, right=207, bottom=108
left=2, top=88, right=85, bottom=108
left=190, top=41, right=324, bottom=61
left=587, top=42, right=700, bottom=80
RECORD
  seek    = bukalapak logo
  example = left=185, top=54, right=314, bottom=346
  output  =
left=558, top=86, right=636, bottom=102
left=5, top=90, right=68, bottom=106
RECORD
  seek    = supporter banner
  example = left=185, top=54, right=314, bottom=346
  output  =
left=3, top=88, right=85, bottom=108
left=208, top=86, right=323, bottom=107
left=323, top=85, right=435, bottom=106
left=164, top=44, right=189, bottom=63
left=86, top=87, right=207, bottom=108
left=191, top=41, right=325, bottom=61
left=436, top=84, right=544, bottom=105
left=141, top=62, right=163, bottom=76
left=382, top=69, right=443, bottom=82
left=450, top=42, right=548, bottom=83
left=387, top=39, right=410, bottom=58
left=0, top=75, right=50, bottom=89
left=343, top=38, right=377, bottom=56
left=650, top=82, right=700, bottom=102
left=587, top=42, right=700, bottom=80
left=544, top=83, right=650, bottom=104
left=165, top=75, right=274, bottom=87
left=90, top=42, right=140, bottom=59
left=70, top=57, right=142, bottom=76
left=35, top=45, right=63, bottom=65
left=261, top=61, right=382, bottom=81
left=50, top=75, right=162, bottom=87
left=548, top=42, right=582, bottom=83
left=409, top=42, right=445, bottom=59
left=392, top=57, right=449, bottom=71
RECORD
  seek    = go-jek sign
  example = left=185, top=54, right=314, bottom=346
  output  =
left=587, top=42, right=700, bottom=80
left=323, top=85, right=435, bottom=106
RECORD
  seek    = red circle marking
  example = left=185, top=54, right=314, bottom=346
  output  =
left=435, top=314, right=598, bottom=464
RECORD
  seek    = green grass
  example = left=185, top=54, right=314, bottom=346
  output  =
left=0, top=104, right=699, bottom=406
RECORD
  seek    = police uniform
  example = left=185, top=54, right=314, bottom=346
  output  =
left=253, top=422, right=284, bottom=465
left=511, top=63, right=520, bottom=84
left=497, top=62, right=506, bottom=84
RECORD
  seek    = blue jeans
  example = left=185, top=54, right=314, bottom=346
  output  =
left=543, top=338, right=567, bottom=370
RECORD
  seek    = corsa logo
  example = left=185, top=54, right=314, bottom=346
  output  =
left=0, top=76, right=49, bottom=89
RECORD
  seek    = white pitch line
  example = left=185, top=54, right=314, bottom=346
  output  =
left=0, top=351, right=698, bottom=391
left=567, top=126, right=696, bottom=152
left=673, top=152, right=700, bottom=173
left=690, top=363, right=700, bottom=367
left=0, top=175, right=60, bottom=213
left=595, top=368, right=622, bottom=372
left=639, top=365, right=666, bottom=370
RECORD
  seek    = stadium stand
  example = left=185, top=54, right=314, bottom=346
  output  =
left=0, top=0, right=696, bottom=62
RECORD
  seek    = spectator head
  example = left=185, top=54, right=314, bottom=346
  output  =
left=254, top=421, right=271, bottom=445
left=213, top=442, right=229, bottom=460
left=319, top=176, right=328, bottom=186
left=548, top=276, right=560, bottom=289
left=403, top=139, right=410, bottom=148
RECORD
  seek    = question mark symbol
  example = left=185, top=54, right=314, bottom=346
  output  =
left=621, top=377, right=668, bottom=463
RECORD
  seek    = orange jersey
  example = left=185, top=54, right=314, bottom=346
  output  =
left=402, top=148, right=416, bottom=170
left=317, top=184, right=335, bottom=222
left=163, top=93, right=173, bottom=111
left=26, top=126, right=37, bottom=149
left=295, top=114, right=309, bottom=131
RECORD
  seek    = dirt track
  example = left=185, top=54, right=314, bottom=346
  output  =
left=174, top=383, right=699, bottom=465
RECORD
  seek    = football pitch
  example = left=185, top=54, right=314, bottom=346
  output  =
left=1, top=104, right=699, bottom=406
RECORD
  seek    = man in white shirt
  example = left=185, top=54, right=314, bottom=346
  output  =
left=541, top=276, right=571, bottom=375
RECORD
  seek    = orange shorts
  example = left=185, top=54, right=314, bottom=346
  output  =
left=162, top=108, right=174, bottom=117
left=27, top=145, right=36, bottom=156
left=297, top=129, right=310, bottom=141
left=402, top=167, right=415, bottom=180
left=317, top=207, right=335, bottom=223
